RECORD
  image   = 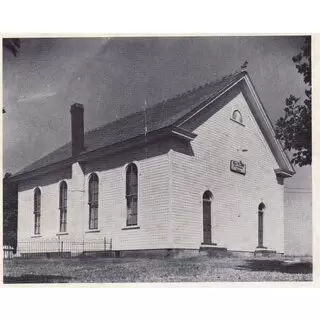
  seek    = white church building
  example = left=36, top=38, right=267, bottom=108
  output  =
left=11, top=70, right=295, bottom=256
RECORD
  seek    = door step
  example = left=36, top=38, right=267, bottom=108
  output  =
left=200, top=242, right=217, bottom=247
left=254, top=248, right=277, bottom=257
left=200, top=244, right=228, bottom=256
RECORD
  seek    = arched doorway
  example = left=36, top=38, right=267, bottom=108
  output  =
left=258, top=203, right=266, bottom=248
left=202, top=191, right=213, bottom=244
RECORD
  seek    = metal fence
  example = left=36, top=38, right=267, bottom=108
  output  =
left=3, top=237, right=112, bottom=260
left=3, top=245, right=15, bottom=260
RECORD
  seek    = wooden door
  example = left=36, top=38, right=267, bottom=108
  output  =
left=203, top=199, right=212, bottom=244
left=258, top=211, right=263, bottom=248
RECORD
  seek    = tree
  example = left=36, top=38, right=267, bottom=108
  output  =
left=3, top=38, right=20, bottom=57
left=3, top=39, right=21, bottom=113
left=276, top=37, right=311, bottom=167
left=3, top=172, right=18, bottom=248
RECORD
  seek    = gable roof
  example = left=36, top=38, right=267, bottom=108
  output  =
left=11, top=70, right=294, bottom=180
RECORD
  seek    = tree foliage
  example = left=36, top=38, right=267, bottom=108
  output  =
left=3, top=173, right=18, bottom=248
left=276, top=37, right=311, bottom=167
left=3, top=39, right=21, bottom=113
left=3, top=38, right=21, bottom=57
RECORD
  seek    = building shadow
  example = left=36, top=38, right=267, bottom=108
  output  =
left=4, top=274, right=73, bottom=284
left=237, top=259, right=313, bottom=274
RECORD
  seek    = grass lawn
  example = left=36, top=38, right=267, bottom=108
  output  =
left=3, top=255, right=312, bottom=284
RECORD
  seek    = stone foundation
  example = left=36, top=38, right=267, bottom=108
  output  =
left=15, top=247, right=283, bottom=259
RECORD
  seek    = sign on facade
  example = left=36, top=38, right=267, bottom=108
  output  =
left=230, top=160, right=246, bottom=175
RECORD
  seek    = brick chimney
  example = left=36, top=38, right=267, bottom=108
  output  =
left=70, top=103, right=84, bottom=156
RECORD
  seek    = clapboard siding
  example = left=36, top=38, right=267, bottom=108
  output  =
left=18, top=139, right=171, bottom=251
left=83, top=141, right=171, bottom=250
left=17, top=167, right=74, bottom=241
left=284, top=189, right=312, bottom=256
left=171, top=92, right=285, bottom=252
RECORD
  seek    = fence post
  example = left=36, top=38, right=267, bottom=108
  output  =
left=61, top=241, right=64, bottom=254
left=104, top=236, right=106, bottom=252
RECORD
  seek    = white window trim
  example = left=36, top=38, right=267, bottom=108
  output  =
left=124, top=161, right=140, bottom=228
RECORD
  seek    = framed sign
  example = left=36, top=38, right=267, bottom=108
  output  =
left=230, top=160, right=246, bottom=175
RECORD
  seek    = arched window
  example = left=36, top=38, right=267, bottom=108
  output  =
left=202, top=190, right=213, bottom=244
left=203, top=190, right=213, bottom=201
left=232, top=110, right=243, bottom=124
left=258, top=202, right=266, bottom=248
left=59, top=181, right=68, bottom=233
left=258, top=203, right=266, bottom=212
left=34, top=188, right=41, bottom=235
left=126, top=163, right=138, bottom=226
left=88, top=173, right=99, bottom=230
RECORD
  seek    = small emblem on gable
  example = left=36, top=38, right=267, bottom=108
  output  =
left=230, top=160, right=246, bottom=175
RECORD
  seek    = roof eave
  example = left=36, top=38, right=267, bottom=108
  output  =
left=12, top=125, right=197, bottom=182
left=78, top=126, right=197, bottom=162
left=10, top=158, right=74, bottom=183
left=170, top=126, right=197, bottom=141
left=242, top=74, right=295, bottom=174
left=274, top=168, right=295, bottom=178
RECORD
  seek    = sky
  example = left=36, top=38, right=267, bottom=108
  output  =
left=3, top=36, right=312, bottom=189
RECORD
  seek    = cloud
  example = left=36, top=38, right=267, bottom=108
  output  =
left=17, top=91, right=56, bottom=102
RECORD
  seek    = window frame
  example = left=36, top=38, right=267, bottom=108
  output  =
left=202, top=190, right=213, bottom=245
left=257, top=202, right=266, bottom=248
left=59, top=181, right=68, bottom=233
left=231, top=109, right=244, bottom=126
left=126, top=163, right=138, bottom=227
left=88, top=173, right=99, bottom=230
left=33, top=187, right=41, bottom=235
